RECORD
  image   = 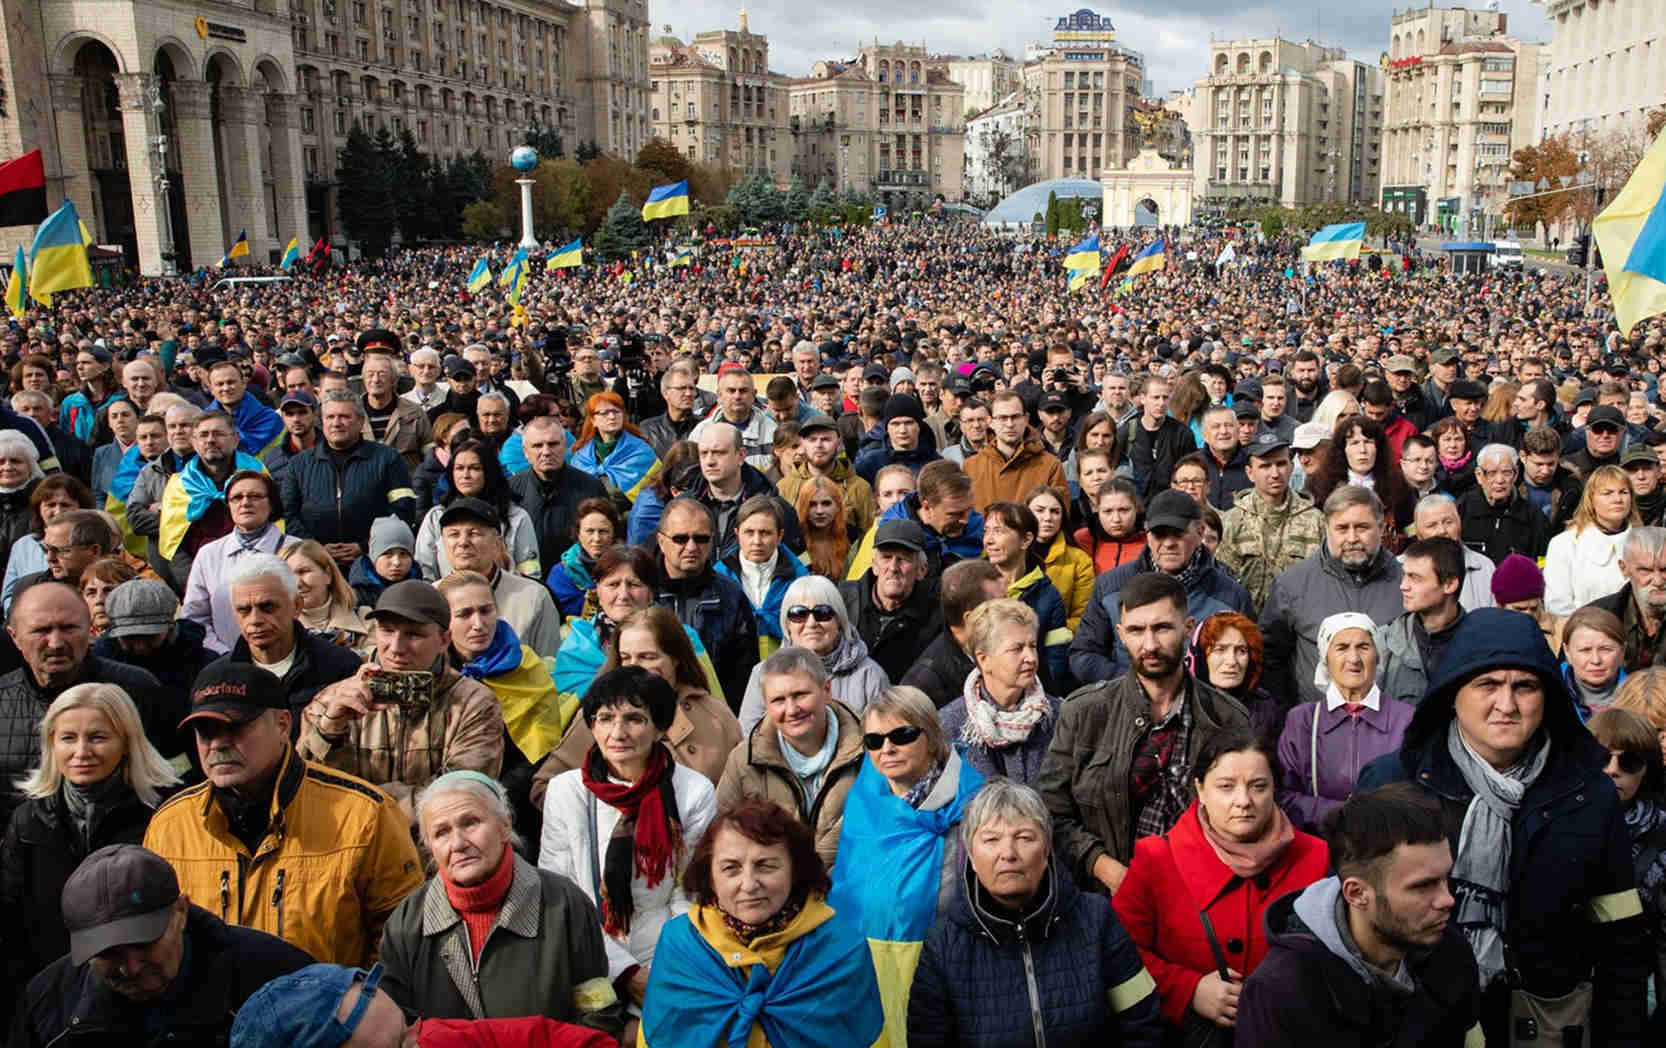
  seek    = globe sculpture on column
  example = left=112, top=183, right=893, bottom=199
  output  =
left=511, top=145, right=539, bottom=250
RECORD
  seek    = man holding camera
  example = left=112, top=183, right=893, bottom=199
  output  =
left=299, top=580, right=503, bottom=823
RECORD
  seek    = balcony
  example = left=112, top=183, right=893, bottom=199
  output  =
left=874, top=169, right=928, bottom=187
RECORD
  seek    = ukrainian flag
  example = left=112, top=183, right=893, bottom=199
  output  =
left=1595, top=128, right=1666, bottom=336
left=546, top=237, right=583, bottom=270
left=4, top=247, right=24, bottom=319
left=218, top=229, right=249, bottom=267
left=641, top=180, right=690, bottom=221
left=1301, top=221, right=1366, bottom=262
left=667, top=245, right=692, bottom=268
left=499, top=246, right=527, bottom=287
left=506, top=257, right=528, bottom=306
left=466, top=256, right=492, bottom=292
left=279, top=236, right=301, bottom=271
left=1126, top=238, right=1167, bottom=277
left=28, top=200, right=94, bottom=304
left=78, top=219, right=95, bottom=246
left=1065, top=234, right=1100, bottom=292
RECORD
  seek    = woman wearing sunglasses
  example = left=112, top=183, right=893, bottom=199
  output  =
left=1586, top=707, right=1666, bottom=1013
left=828, top=685, right=984, bottom=1045
left=736, top=575, right=889, bottom=738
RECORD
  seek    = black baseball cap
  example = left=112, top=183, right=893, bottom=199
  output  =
left=873, top=519, right=925, bottom=552
left=179, top=660, right=290, bottom=730
left=1247, top=431, right=1292, bottom=458
left=1587, top=405, right=1626, bottom=431
left=942, top=373, right=973, bottom=397
left=438, top=496, right=501, bottom=530
left=809, top=373, right=840, bottom=391
left=1233, top=402, right=1260, bottom=421
left=798, top=411, right=838, bottom=434
left=279, top=390, right=318, bottom=412
left=1146, top=490, right=1203, bottom=532
left=368, top=579, right=451, bottom=630
left=1039, top=392, right=1070, bottom=413
left=62, top=845, right=180, bottom=965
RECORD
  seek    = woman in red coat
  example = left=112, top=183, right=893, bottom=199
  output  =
left=1112, top=729, right=1329, bottom=1039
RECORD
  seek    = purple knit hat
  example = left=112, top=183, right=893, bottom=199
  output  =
left=1490, top=553, right=1545, bottom=605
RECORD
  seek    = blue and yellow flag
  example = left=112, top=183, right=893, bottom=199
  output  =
left=466, top=256, right=492, bottom=292
left=546, top=237, right=583, bottom=270
left=506, top=257, right=528, bottom=307
left=78, top=219, right=95, bottom=246
left=104, top=444, right=149, bottom=556
left=1126, top=238, right=1167, bottom=277
left=641, top=180, right=690, bottom=221
left=4, top=247, right=25, bottom=319
left=1064, top=232, right=1100, bottom=292
left=29, top=200, right=94, bottom=305
left=667, top=245, right=692, bottom=268
left=1595, top=128, right=1666, bottom=336
left=279, top=236, right=301, bottom=271
left=159, top=451, right=267, bottom=559
left=218, top=229, right=249, bottom=267
left=499, top=246, right=527, bottom=287
left=1301, top=221, right=1366, bottom=262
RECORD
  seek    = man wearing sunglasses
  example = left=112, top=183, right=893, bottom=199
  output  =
left=656, top=497, right=758, bottom=706
left=230, top=962, right=617, bottom=1048
left=12, top=844, right=310, bottom=1048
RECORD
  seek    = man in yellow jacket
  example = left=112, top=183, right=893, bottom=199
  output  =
left=144, top=661, right=423, bottom=968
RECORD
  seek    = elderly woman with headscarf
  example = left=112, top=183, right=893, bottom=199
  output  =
left=376, top=771, right=625, bottom=1039
left=539, top=667, right=716, bottom=1017
left=569, top=392, right=661, bottom=505
left=737, top=574, right=889, bottom=736
left=908, top=779, right=1163, bottom=1048
left=939, top=599, right=1058, bottom=785
left=639, top=799, right=886, bottom=1048
left=830, top=685, right=984, bottom=1044
left=1275, top=612, right=1414, bottom=834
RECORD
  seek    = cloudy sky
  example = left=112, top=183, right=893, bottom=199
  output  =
left=659, top=0, right=1553, bottom=98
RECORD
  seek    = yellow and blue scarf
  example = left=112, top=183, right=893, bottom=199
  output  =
left=158, top=451, right=265, bottom=559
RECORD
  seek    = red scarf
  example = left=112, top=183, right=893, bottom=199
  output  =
left=580, top=742, right=682, bottom=936
left=441, top=843, right=515, bottom=962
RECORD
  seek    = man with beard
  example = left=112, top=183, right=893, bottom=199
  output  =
left=153, top=412, right=249, bottom=591
left=1260, top=486, right=1406, bottom=705
left=1238, top=785, right=1481, bottom=1045
left=777, top=413, right=877, bottom=538
left=1286, top=351, right=1326, bottom=422
left=1383, top=355, right=1435, bottom=431
left=1584, top=526, right=1666, bottom=671
left=1422, top=347, right=1460, bottom=419
left=1041, top=571, right=1249, bottom=894
left=1070, top=490, right=1251, bottom=683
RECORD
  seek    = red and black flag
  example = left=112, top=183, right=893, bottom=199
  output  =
left=0, top=151, right=48, bottom=228
left=1099, top=242, right=1131, bottom=288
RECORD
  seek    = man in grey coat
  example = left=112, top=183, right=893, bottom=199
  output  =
left=1260, top=485, right=1405, bottom=706
left=1375, top=537, right=1467, bottom=707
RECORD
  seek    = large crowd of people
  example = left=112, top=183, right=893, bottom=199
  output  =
left=1, top=217, right=1665, bottom=1046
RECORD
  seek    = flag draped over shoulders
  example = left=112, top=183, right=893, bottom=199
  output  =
left=105, top=444, right=149, bottom=556
left=219, top=393, right=284, bottom=456
left=159, top=451, right=265, bottom=559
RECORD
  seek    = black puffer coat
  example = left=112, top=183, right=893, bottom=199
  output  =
left=908, top=860, right=1163, bottom=1048
left=0, top=479, right=38, bottom=583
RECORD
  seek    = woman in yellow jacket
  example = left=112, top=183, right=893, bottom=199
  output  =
left=639, top=799, right=887, bottom=1048
left=1025, top=485, right=1095, bottom=632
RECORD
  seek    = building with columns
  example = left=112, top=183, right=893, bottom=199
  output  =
left=648, top=13, right=790, bottom=184
left=0, top=0, right=649, bottom=276
left=1381, top=6, right=1543, bottom=234
left=941, top=52, right=1018, bottom=116
left=1020, top=10, right=1145, bottom=183
left=1534, top=0, right=1664, bottom=140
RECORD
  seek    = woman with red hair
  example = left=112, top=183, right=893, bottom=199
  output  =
left=795, top=475, right=850, bottom=579
left=569, top=391, right=662, bottom=504
left=1188, top=611, right=1285, bottom=743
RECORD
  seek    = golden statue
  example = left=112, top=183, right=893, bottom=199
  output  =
left=1132, top=108, right=1162, bottom=147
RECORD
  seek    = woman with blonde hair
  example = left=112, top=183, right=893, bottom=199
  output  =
left=281, top=538, right=374, bottom=654
left=1615, top=668, right=1666, bottom=756
left=0, top=683, right=180, bottom=996
left=1544, top=464, right=1641, bottom=615
left=1483, top=382, right=1520, bottom=425
left=796, top=474, right=852, bottom=578
left=1309, top=389, right=1362, bottom=435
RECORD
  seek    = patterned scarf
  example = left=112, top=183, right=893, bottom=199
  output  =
left=1142, top=542, right=1213, bottom=591
left=1445, top=719, right=1549, bottom=985
left=960, top=670, right=1052, bottom=750
left=580, top=740, right=683, bottom=936
left=719, top=891, right=806, bottom=943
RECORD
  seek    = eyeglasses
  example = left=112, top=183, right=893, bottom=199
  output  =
left=785, top=604, right=838, bottom=624
left=863, top=724, right=925, bottom=750
left=663, top=532, right=713, bottom=547
left=1608, top=750, right=1648, bottom=775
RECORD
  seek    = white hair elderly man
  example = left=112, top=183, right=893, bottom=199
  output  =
left=1455, top=442, right=1552, bottom=565
left=1410, top=493, right=1496, bottom=611
left=1588, top=525, right=1666, bottom=671
left=218, top=551, right=364, bottom=715
left=399, top=345, right=449, bottom=412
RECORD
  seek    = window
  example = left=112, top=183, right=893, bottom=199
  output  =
left=305, top=146, right=319, bottom=174
left=301, top=106, right=315, bottom=131
left=335, top=110, right=347, bottom=133
left=353, top=1, right=366, bottom=24
left=358, top=38, right=369, bottom=59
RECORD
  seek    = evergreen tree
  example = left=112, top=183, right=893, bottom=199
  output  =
left=755, top=174, right=787, bottom=226
left=593, top=191, right=648, bottom=261
left=809, top=178, right=836, bottom=210
left=784, top=176, right=810, bottom=223
left=395, top=128, right=430, bottom=242
left=1044, top=190, right=1060, bottom=238
left=336, top=124, right=397, bottom=258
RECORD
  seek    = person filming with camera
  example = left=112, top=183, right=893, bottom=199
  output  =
left=299, top=579, right=505, bottom=825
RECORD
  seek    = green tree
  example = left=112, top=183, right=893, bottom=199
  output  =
left=543, top=158, right=594, bottom=237
left=593, top=191, right=649, bottom=261
left=809, top=179, right=836, bottom=210
left=784, top=176, right=810, bottom=223
left=461, top=200, right=505, bottom=240
left=1044, top=190, right=1060, bottom=237
left=394, top=128, right=432, bottom=242
left=636, top=139, right=692, bottom=188
left=335, top=124, right=397, bottom=257
left=1257, top=206, right=1285, bottom=240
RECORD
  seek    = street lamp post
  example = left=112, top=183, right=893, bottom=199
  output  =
left=510, top=133, right=538, bottom=251
left=149, top=82, right=176, bottom=276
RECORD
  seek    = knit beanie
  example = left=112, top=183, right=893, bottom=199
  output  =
left=883, top=394, right=925, bottom=424
left=890, top=367, right=916, bottom=391
left=369, top=516, right=416, bottom=561
left=1490, top=553, right=1545, bottom=605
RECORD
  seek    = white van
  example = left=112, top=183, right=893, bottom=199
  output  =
left=211, top=275, right=294, bottom=290
left=1490, top=240, right=1524, bottom=268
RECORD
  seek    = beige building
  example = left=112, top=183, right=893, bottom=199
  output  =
left=787, top=43, right=965, bottom=209
left=1190, top=38, right=1385, bottom=211
left=1382, top=7, right=1543, bottom=234
left=0, top=0, right=647, bottom=274
left=942, top=52, right=1018, bottom=116
left=1535, top=0, right=1665, bottom=139
left=1020, top=10, right=1143, bottom=183
left=648, top=15, right=789, bottom=184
